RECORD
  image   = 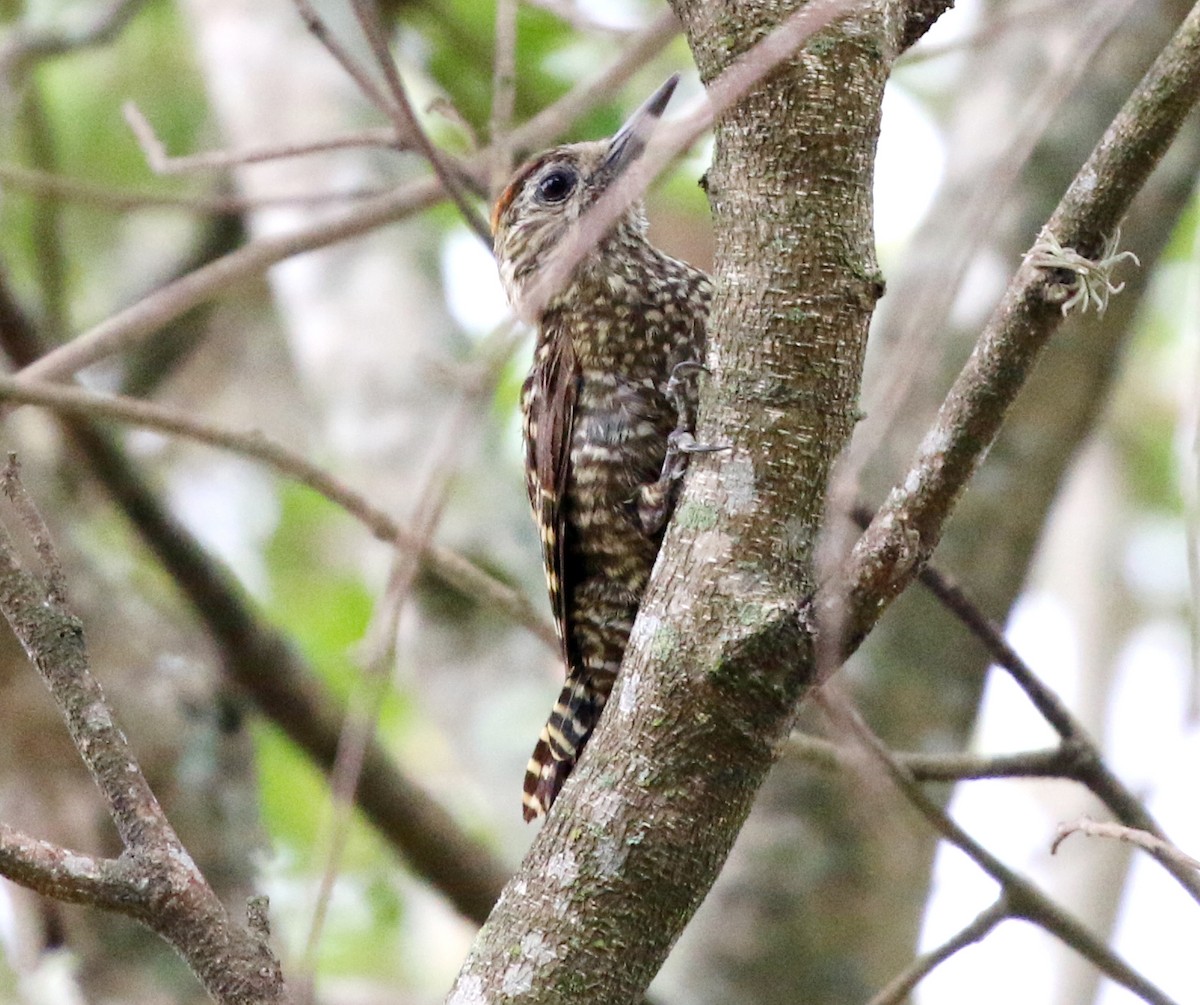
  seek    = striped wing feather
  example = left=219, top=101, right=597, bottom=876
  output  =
left=521, top=331, right=579, bottom=665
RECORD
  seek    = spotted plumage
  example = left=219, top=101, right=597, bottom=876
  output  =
left=492, top=76, right=713, bottom=820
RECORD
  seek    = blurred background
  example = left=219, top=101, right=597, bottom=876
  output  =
left=0, top=0, right=1195, bottom=1002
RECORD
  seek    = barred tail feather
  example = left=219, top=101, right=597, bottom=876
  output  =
left=521, top=674, right=607, bottom=822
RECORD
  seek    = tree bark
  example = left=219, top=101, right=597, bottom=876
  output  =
left=664, top=1, right=1200, bottom=1001
left=444, top=2, right=894, bottom=1000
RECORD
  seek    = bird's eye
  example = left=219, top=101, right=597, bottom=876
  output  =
left=536, top=167, right=576, bottom=204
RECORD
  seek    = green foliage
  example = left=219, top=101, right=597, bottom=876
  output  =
left=33, top=2, right=204, bottom=189
left=413, top=0, right=576, bottom=136
left=1, top=0, right=208, bottom=324
left=262, top=484, right=374, bottom=700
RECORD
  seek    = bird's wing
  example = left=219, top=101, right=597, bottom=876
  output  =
left=521, top=331, right=579, bottom=665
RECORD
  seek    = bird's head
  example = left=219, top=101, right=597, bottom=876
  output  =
left=491, top=74, right=679, bottom=322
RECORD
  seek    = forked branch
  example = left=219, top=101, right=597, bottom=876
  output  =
left=0, top=460, right=288, bottom=1005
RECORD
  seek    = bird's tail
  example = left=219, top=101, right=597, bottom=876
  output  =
left=522, top=672, right=608, bottom=822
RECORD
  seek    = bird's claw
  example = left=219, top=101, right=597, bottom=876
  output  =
left=665, top=359, right=708, bottom=401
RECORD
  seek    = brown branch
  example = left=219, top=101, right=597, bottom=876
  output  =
left=0, top=270, right=509, bottom=926
left=290, top=0, right=397, bottom=115
left=6, top=12, right=676, bottom=389
left=0, top=469, right=287, bottom=1004
left=0, top=0, right=146, bottom=78
left=1053, top=818, right=1200, bottom=873
left=787, top=732, right=1074, bottom=782
left=0, top=374, right=557, bottom=649
left=829, top=2, right=1200, bottom=668
left=347, top=0, right=492, bottom=241
left=0, top=824, right=139, bottom=913
left=866, top=897, right=1008, bottom=1005
left=1, top=455, right=67, bottom=605
left=123, top=101, right=403, bottom=175
left=822, top=695, right=1180, bottom=1005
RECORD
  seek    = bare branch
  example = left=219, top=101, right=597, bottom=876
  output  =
left=0, top=466, right=287, bottom=1004
left=0, top=824, right=139, bottom=913
left=6, top=12, right=680, bottom=388
left=0, top=373, right=557, bottom=650
left=831, top=1, right=1200, bottom=669
left=290, top=0, right=396, bottom=115
left=0, top=162, right=391, bottom=212
left=123, top=101, right=402, bottom=175
left=1054, top=818, right=1200, bottom=873
left=787, top=732, right=1075, bottom=782
left=866, top=897, right=1008, bottom=1005
left=821, top=694, right=1180, bottom=1005
left=348, top=0, right=492, bottom=242
left=1, top=453, right=67, bottom=605
left=0, top=0, right=146, bottom=79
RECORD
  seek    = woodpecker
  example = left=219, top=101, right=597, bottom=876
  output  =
left=492, top=75, right=711, bottom=821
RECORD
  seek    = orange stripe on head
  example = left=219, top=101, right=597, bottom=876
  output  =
left=490, top=151, right=563, bottom=235
left=491, top=177, right=521, bottom=235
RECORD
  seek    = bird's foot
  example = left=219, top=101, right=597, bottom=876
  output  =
left=634, top=430, right=728, bottom=535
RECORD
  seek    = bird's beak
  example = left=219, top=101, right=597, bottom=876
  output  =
left=599, top=73, right=680, bottom=178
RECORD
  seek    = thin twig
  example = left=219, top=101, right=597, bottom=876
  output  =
left=1053, top=818, right=1200, bottom=872
left=7, top=12, right=680, bottom=387
left=914, top=557, right=1080, bottom=741
left=866, top=897, right=1009, bottom=1005
left=0, top=373, right=558, bottom=650
left=0, top=162, right=390, bottom=212
left=844, top=504, right=1200, bottom=905
left=348, top=0, right=492, bottom=241
left=0, top=0, right=146, bottom=78
left=1, top=454, right=67, bottom=606
left=819, top=693, right=1180, bottom=1005
left=290, top=0, right=397, bottom=115
left=0, top=824, right=138, bottom=913
left=488, top=0, right=520, bottom=197
left=788, top=732, right=1075, bottom=782
left=123, top=101, right=403, bottom=175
